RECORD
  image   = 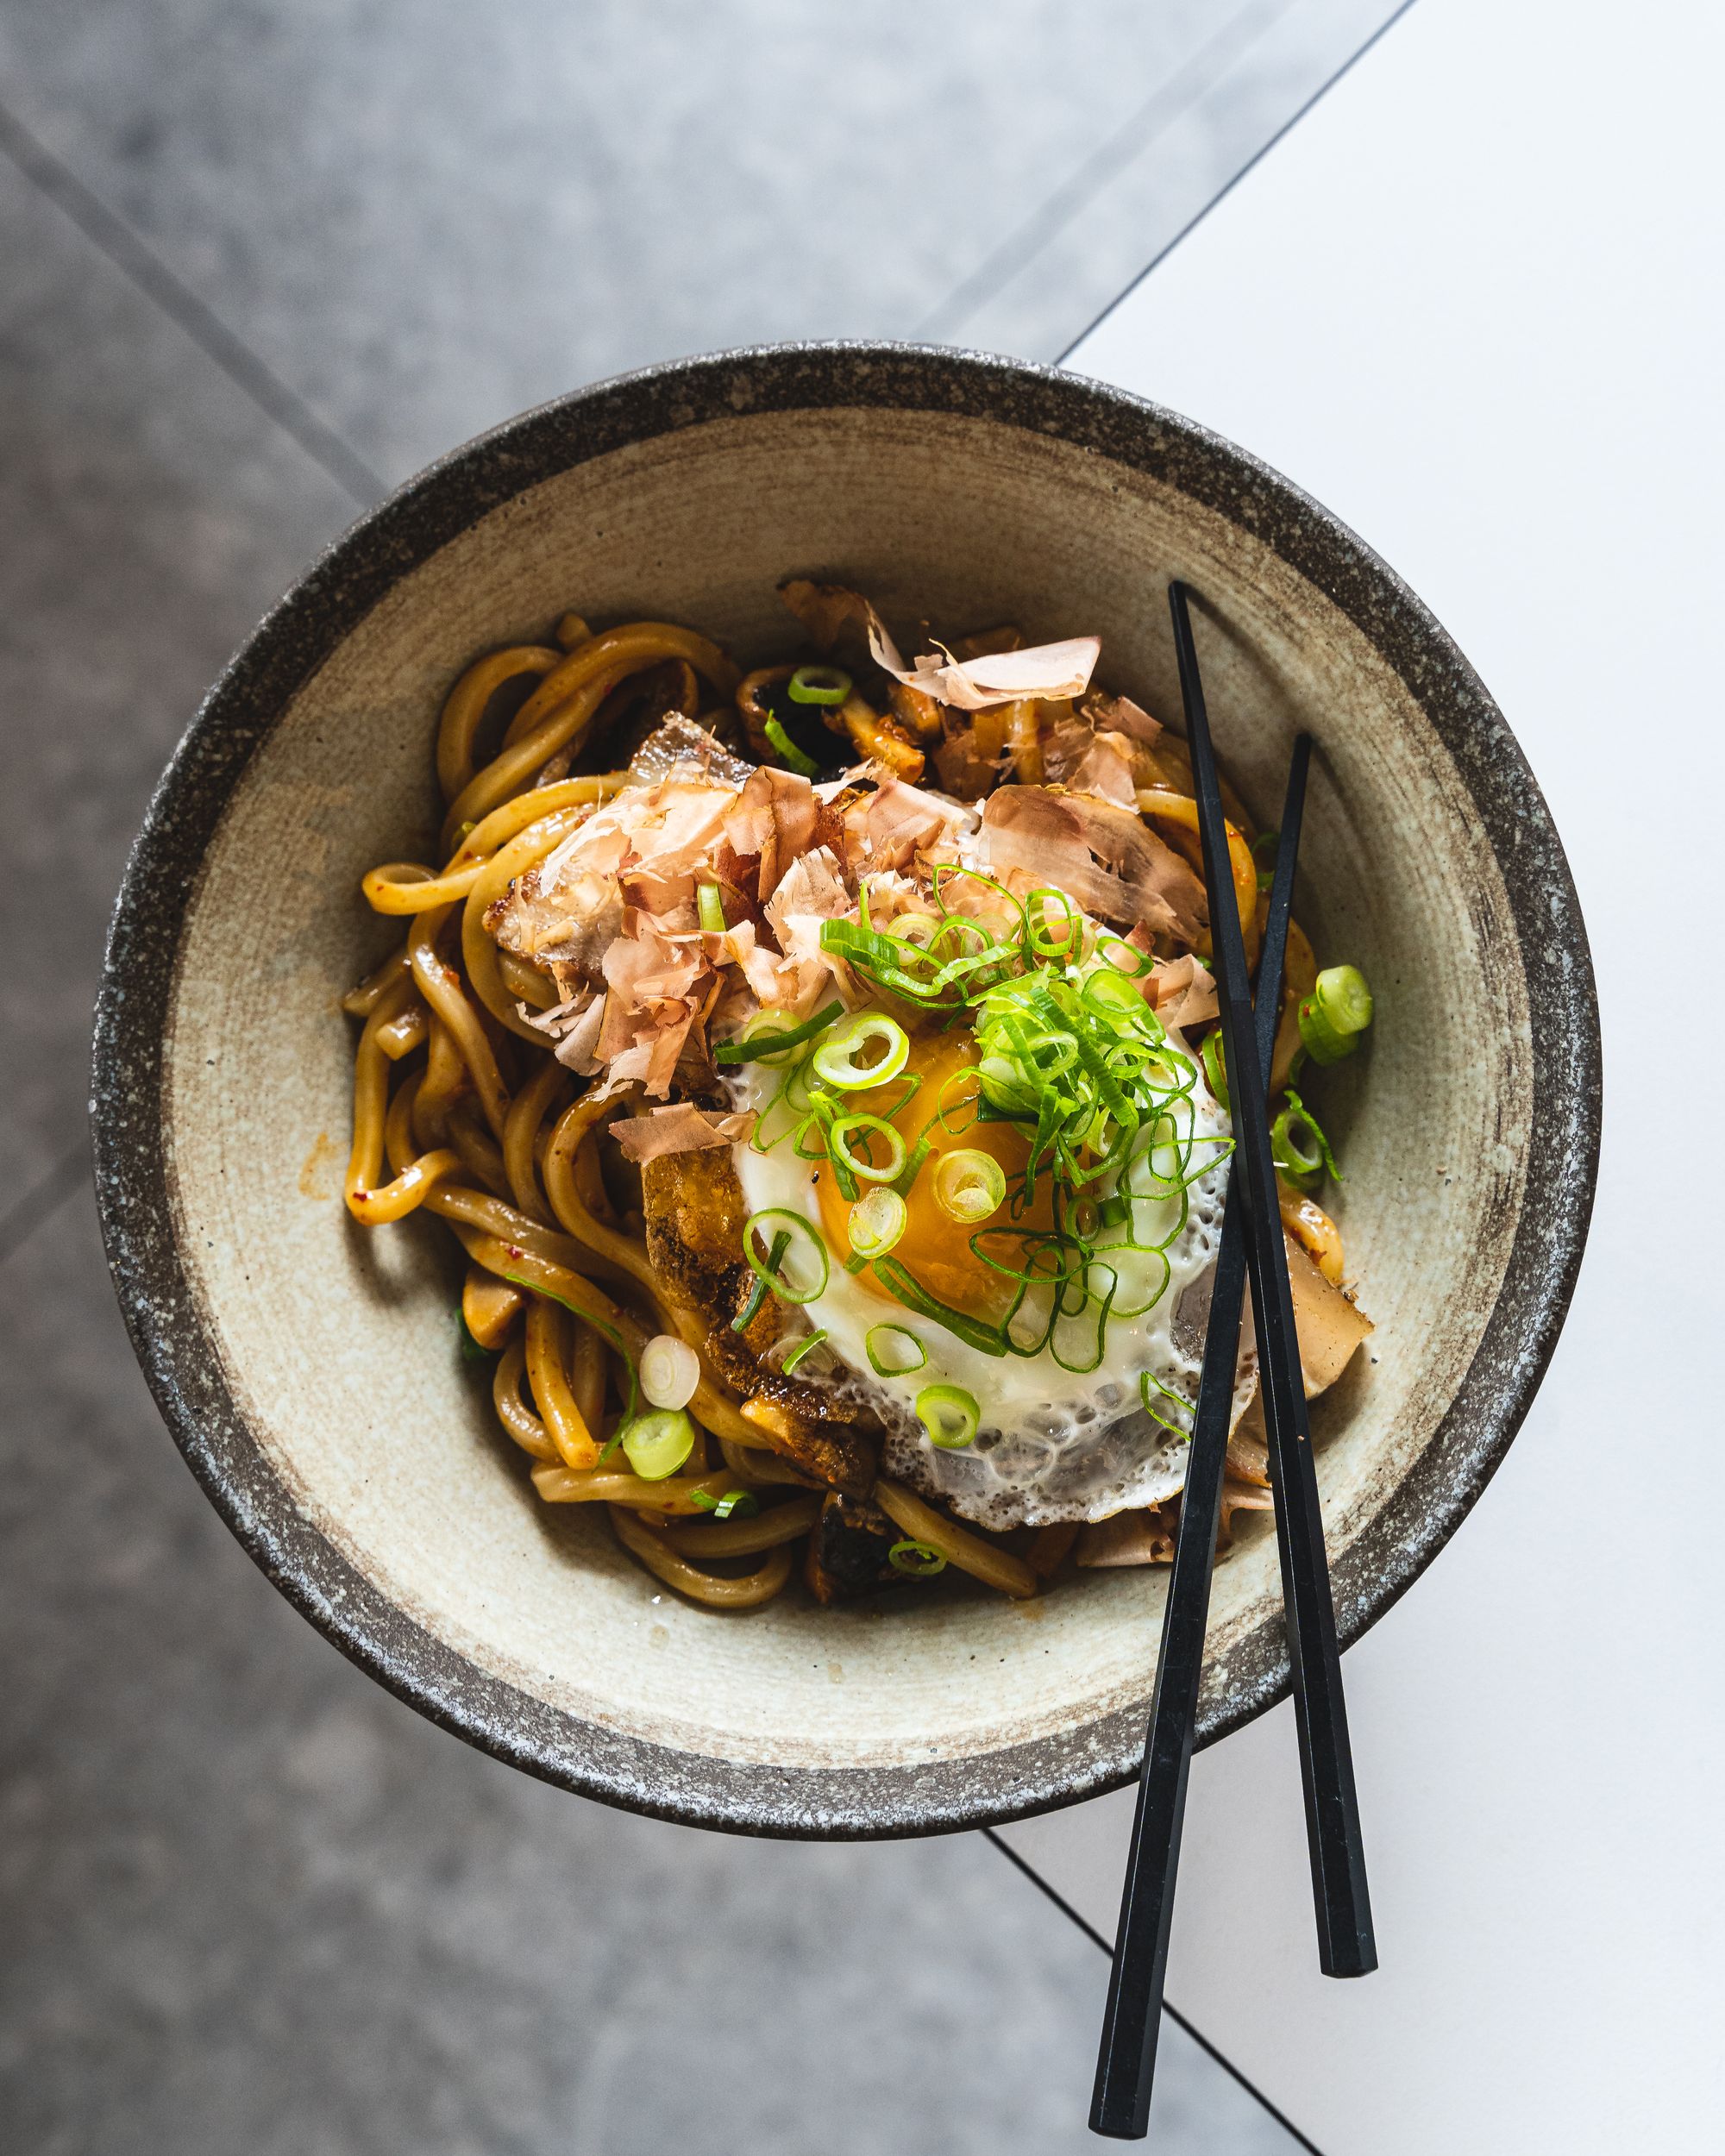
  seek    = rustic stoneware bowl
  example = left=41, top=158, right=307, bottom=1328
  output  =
left=93, top=344, right=1598, bottom=1837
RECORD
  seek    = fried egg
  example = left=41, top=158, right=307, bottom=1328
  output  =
left=727, top=995, right=1233, bottom=1529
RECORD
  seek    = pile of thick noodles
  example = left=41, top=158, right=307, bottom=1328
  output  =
left=342, top=585, right=1369, bottom=1611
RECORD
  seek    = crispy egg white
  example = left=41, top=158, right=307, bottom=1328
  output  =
left=727, top=999, right=1233, bottom=1529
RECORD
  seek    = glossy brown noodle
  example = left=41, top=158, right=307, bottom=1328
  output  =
left=343, top=615, right=1339, bottom=1610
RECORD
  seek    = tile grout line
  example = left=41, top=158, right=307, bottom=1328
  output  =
left=1056, top=0, right=1421, bottom=365
left=981, top=1827, right=1328, bottom=2154
left=0, top=1142, right=91, bottom=1264
left=0, top=96, right=386, bottom=510
left=916, top=0, right=1298, bottom=343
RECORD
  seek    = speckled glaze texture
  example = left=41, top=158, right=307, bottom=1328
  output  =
left=92, top=344, right=1599, bottom=1838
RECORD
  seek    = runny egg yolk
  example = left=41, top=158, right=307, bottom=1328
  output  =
left=813, top=1024, right=1054, bottom=1322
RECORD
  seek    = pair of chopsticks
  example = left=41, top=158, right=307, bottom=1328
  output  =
left=1090, top=582, right=1376, bottom=2141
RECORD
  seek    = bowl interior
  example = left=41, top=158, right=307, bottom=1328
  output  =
left=154, top=394, right=1534, bottom=1825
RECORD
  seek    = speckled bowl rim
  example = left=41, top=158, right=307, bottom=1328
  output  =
left=91, top=342, right=1600, bottom=1839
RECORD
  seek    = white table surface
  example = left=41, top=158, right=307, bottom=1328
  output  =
left=998, top=1, right=1725, bottom=2147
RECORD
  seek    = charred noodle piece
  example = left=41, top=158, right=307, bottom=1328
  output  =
left=639, top=1145, right=756, bottom=1326
left=720, top=1432, right=824, bottom=1489
left=806, top=1493, right=906, bottom=1603
left=735, top=1388, right=877, bottom=1500
left=608, top=1504, right=796, bottom=1608
left=873, top=1479, right=1038, bottom=1599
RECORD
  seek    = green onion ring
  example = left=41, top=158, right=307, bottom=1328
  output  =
left=715, top=999, right=843, bottom=1065
left=849, top=1186, right=908, bottom=1261
left=812, top=1013, right=909, bottom=1090
left=787, top=663, right=852, bottom=706
left=743, top=1209, right=830, bottom=1302
left=696, top=881, right=727, bottom=933
left=828, top=1113, right=907, bottom=1185
left=1271, top=1087, right=1341, bottom=1187
left=916, top=1382, right=981, bottom=1450
left=888, top=1538, right=948, bottom=1576
left=619, top=1407, right=697, bottom=1481
left=780, top=1329, right=830, bottom=1376
left=932, top=1147, right=1007, bottom=1224
left=865, top=1323, right=926, bottom=1376
left=1298, top=963, right=1374, bottom=1064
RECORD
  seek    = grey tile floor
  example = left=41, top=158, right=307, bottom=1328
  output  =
left=0, top=6, right=1395, bottom=2147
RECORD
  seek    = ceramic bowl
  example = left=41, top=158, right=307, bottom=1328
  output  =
left=92, top=344, right=1598, bottom=1837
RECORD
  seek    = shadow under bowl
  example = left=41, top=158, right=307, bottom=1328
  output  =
left=92, top=343, right=1599, bottom=1838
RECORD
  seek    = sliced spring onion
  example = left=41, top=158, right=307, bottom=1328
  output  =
left=696, top=881, right=727, bottom=934
left=743, top=1209, right=831, bottom=1303
left=451, top=819, right=478, bottom=850
left=1271, top=1087, right=1342, bottom=1188
left=620, top=1407, right=697, bottom=1481
left=849, top=1186, right=908, bottom=1261
left=865, top=1323, right=926, bottom=1376
left=1140, top=1368, right=1195, bottom=1438
left=1251, top=827, right=1280, bottom=893
left=932, top=1146, right=1007, bottom=1224
left=916, top=1382, right=982, bottom=1450
left=780, top=1329, right=829, bottom=1376
left=732, top=1229, right=789, bottom=1332
left=714, top=999, right=843, bottom=1065
left=689, top=1487, right=761, bottom=1519
left=1297, top=962, right=1374, bottom=1065
left=787, top=663, right=852, bottom=706
left=828, top=1113, right=907, bottom=1185
left=762, top=715, right=819, bottom=776
left=458, top=1313, right=494, bottom=1363
left=639, top=1333, right=700, bottom=1411
left=873, top=1257, right=1007, bottom=1357
left=888, top=1538, right=948, bottom=1577
left=812, top=1012, right=909, bottom=1090
left=1200, top=1028, right=1229, bottom=1112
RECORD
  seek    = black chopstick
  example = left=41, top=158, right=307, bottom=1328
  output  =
left=1170, top=580, right=1377, bottom=1983
left=1089, top=732, right=1310, bottom=2140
